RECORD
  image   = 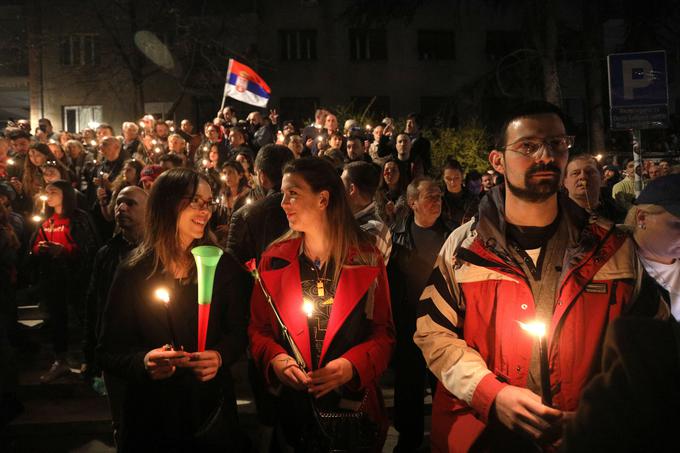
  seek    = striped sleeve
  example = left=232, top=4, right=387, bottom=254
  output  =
left=361, top=219, right=392, bottom=266
left=413, top=221, right=505, bottom=414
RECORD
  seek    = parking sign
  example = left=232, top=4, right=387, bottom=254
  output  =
left=607, top=50, right=669, bottom=129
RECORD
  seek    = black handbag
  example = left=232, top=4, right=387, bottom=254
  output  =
left=301, top=392, right=379, bottom=453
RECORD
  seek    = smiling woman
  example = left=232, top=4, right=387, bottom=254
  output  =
left=97, top=167, right=249, bottom=451
left=249, top=158, right=395, bottom=451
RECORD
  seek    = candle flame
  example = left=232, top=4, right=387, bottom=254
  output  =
left=39, top=194, right=48, bottom=202
left=151, top=139, right=157, bottom=145
left=302, top=299, right=314, bottom=318
left=220, top=174, right=227, bottom=182
left=155, top=287, right=170, bottom=305
left=519, top=321, right=546, bottom=338
left=202, top=159, right=209, bottom=166
left=90, top=140, right=97, bottom=146
left=365, top=124, right=371, bottom=130
left=31, top=215, right=43, bottom=223
left=7, top=158, right=14, bottom=166
left=245, top=197, right=252, bottom=205
left=154, top=147, right=161, bottom=153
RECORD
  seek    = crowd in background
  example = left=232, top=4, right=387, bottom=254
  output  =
left=0, top=103, right=679, bottom=452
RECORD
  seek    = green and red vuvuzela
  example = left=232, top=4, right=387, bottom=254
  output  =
left=191, top=245, right=223, bottom=352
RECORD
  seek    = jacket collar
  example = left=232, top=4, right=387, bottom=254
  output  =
left=260, top=237, right=380, bottom=368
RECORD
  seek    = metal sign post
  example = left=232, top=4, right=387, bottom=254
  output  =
left=608, top=50, right=669, bottom=193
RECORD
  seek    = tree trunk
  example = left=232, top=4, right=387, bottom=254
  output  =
left=583, top=0, right=606, bottom=154
left=541, top=0, right=561, bottom=106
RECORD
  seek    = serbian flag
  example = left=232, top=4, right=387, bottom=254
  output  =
left=223, top=59, right=271, bottom=108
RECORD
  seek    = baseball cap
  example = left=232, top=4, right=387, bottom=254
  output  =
left=636, top=174, right=680, bottom=218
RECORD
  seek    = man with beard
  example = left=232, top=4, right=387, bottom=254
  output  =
left=84, top=186, right=148, bottom=441
left=414, top=102, right=663, bottom=452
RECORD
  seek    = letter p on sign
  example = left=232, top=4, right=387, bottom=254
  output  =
left=621, top=59, right=653, bottom=100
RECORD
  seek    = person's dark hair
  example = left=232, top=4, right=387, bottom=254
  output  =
left=221, top=159, right=248, bottom=195
left=112, top=158, right=144, bottom=193
left=495, top=101, right=568, bottom=149
left=45, top=179, right=77, bottom=218
left=236, top=150, right=254, bottom=173
left=97, top=123, right=115, bottom=135
left=465, top=170, right=482, bottom=186
left=127, top=168, right=215, bottom=278
left=443, top=156, right=464, bottom=173
left=378, top=157, right=408, bottom=194
left=329, top=130, right=344, bottom=140
left=276, top=157, right=371, bottom=283
left=7, top=129, right=31, bottom=141
left=406, top=113, right=422, bottom=128
left=254, top=144, right=294, bottom=190
left=0, top=202, right=19, bottom=251
left=159, top=153, right=184, bottom=168
left=343, top=161, right=381, bottom=199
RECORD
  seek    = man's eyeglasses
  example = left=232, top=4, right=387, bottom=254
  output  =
left=500, top=135, right=575, bottom=158
left=183, top=196, right=216, bottom=212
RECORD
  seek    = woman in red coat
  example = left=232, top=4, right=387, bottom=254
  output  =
left=248, top=157, right=395, bottom=451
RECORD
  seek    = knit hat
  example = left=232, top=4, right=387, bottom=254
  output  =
left=139, top=165, right=164, bottom=185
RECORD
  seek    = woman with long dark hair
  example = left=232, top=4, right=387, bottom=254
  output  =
left=249, top=157, right=395, bottom=451
left=97, top=168, right=248, bottom=452
left=30, top=179, right=99, bottom=383
left=374, top=157, right=409, bottom=227
left=212, top=160, right=251, bottom=244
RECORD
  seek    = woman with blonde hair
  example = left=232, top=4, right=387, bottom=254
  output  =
left=249, top=157, right=394, bottom=451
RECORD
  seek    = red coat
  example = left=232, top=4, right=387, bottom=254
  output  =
left=248, top=237, right=395, bottom=429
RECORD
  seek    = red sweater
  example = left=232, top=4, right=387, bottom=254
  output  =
left=32, top=214, right=78, bottom=255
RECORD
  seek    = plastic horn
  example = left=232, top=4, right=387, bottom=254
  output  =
left=191, top=245, right=223, bottom=352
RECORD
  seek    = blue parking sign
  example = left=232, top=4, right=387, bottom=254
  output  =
left=608, top=50, right=669, bottom=129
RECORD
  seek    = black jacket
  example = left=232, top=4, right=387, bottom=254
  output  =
left=226, top=190, right=289, bottom=265
left=96, top=252, right=248, bottom=451
left=563, top=316, right=680, bottom=453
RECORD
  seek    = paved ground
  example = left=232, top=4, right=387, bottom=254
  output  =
left=0, top=294, right=431, bottom=452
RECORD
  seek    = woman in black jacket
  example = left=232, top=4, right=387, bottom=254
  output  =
left=96, top=168, right=248, bottom=452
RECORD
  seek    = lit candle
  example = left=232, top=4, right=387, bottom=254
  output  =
left=154, top=147, right=161, bottom=154
left=519, top=321, right=552, bottom=406
left=365, top=124, right=372, bottom=130
left=317, top=136, right=323, bottom=142
left=155, top=287, right=178, bottom=350
left=202, top=159, right=209, bottom=167
left=595, top=153, right=603, bottom=161
left=170, top=127, right=175, bottom=132
left=90, top=140, right=97, bottom=147
left=151, top=139, right=157, bottom=145
left=202, top=146, right=208, bottom=152
left=31, top=214, right=43, bottom=223
left=139, top=121, right=145, bottom=128
left=6, top=158, right=14, bottom=166
left=302, top=299, right=314, bottom=318
left=245, top=197, right=252, bottom=205
left=39, top=193, right=48, bottom=214
left=220, top=174, right=227, bottom=182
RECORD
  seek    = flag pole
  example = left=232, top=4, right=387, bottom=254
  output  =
left=218, top=59, right=233, bottom=116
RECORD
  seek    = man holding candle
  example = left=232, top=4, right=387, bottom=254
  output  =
left=414, top=102, right=665, bottom=452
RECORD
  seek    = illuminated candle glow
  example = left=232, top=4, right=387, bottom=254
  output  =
left=155, top=287, right=178, bottom=349
left=302, top=299, right=314, bottom=318
left=519, top=321, right=552, bottom=406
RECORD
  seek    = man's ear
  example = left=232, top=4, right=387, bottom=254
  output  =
left=489, top=150, right=505, bottom=175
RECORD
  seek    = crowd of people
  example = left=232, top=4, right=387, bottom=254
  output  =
left=0, top=101, right=679, bottom=452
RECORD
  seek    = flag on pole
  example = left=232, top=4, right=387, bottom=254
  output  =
left=223, top=59, right=271, bottom=108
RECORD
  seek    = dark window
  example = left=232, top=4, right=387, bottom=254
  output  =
left=279, top=30, right=317, bottom=61
left=349, top=29, right=387, bottom=61
left=417, top=30, right=455, bottom=61
left=279, top=97, right=321, bottom=126
left=486, top=30, right=524, bottom=61
left=350, top=96, right=391, bottom=118
left=59, top=34, right=99, bottom=66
